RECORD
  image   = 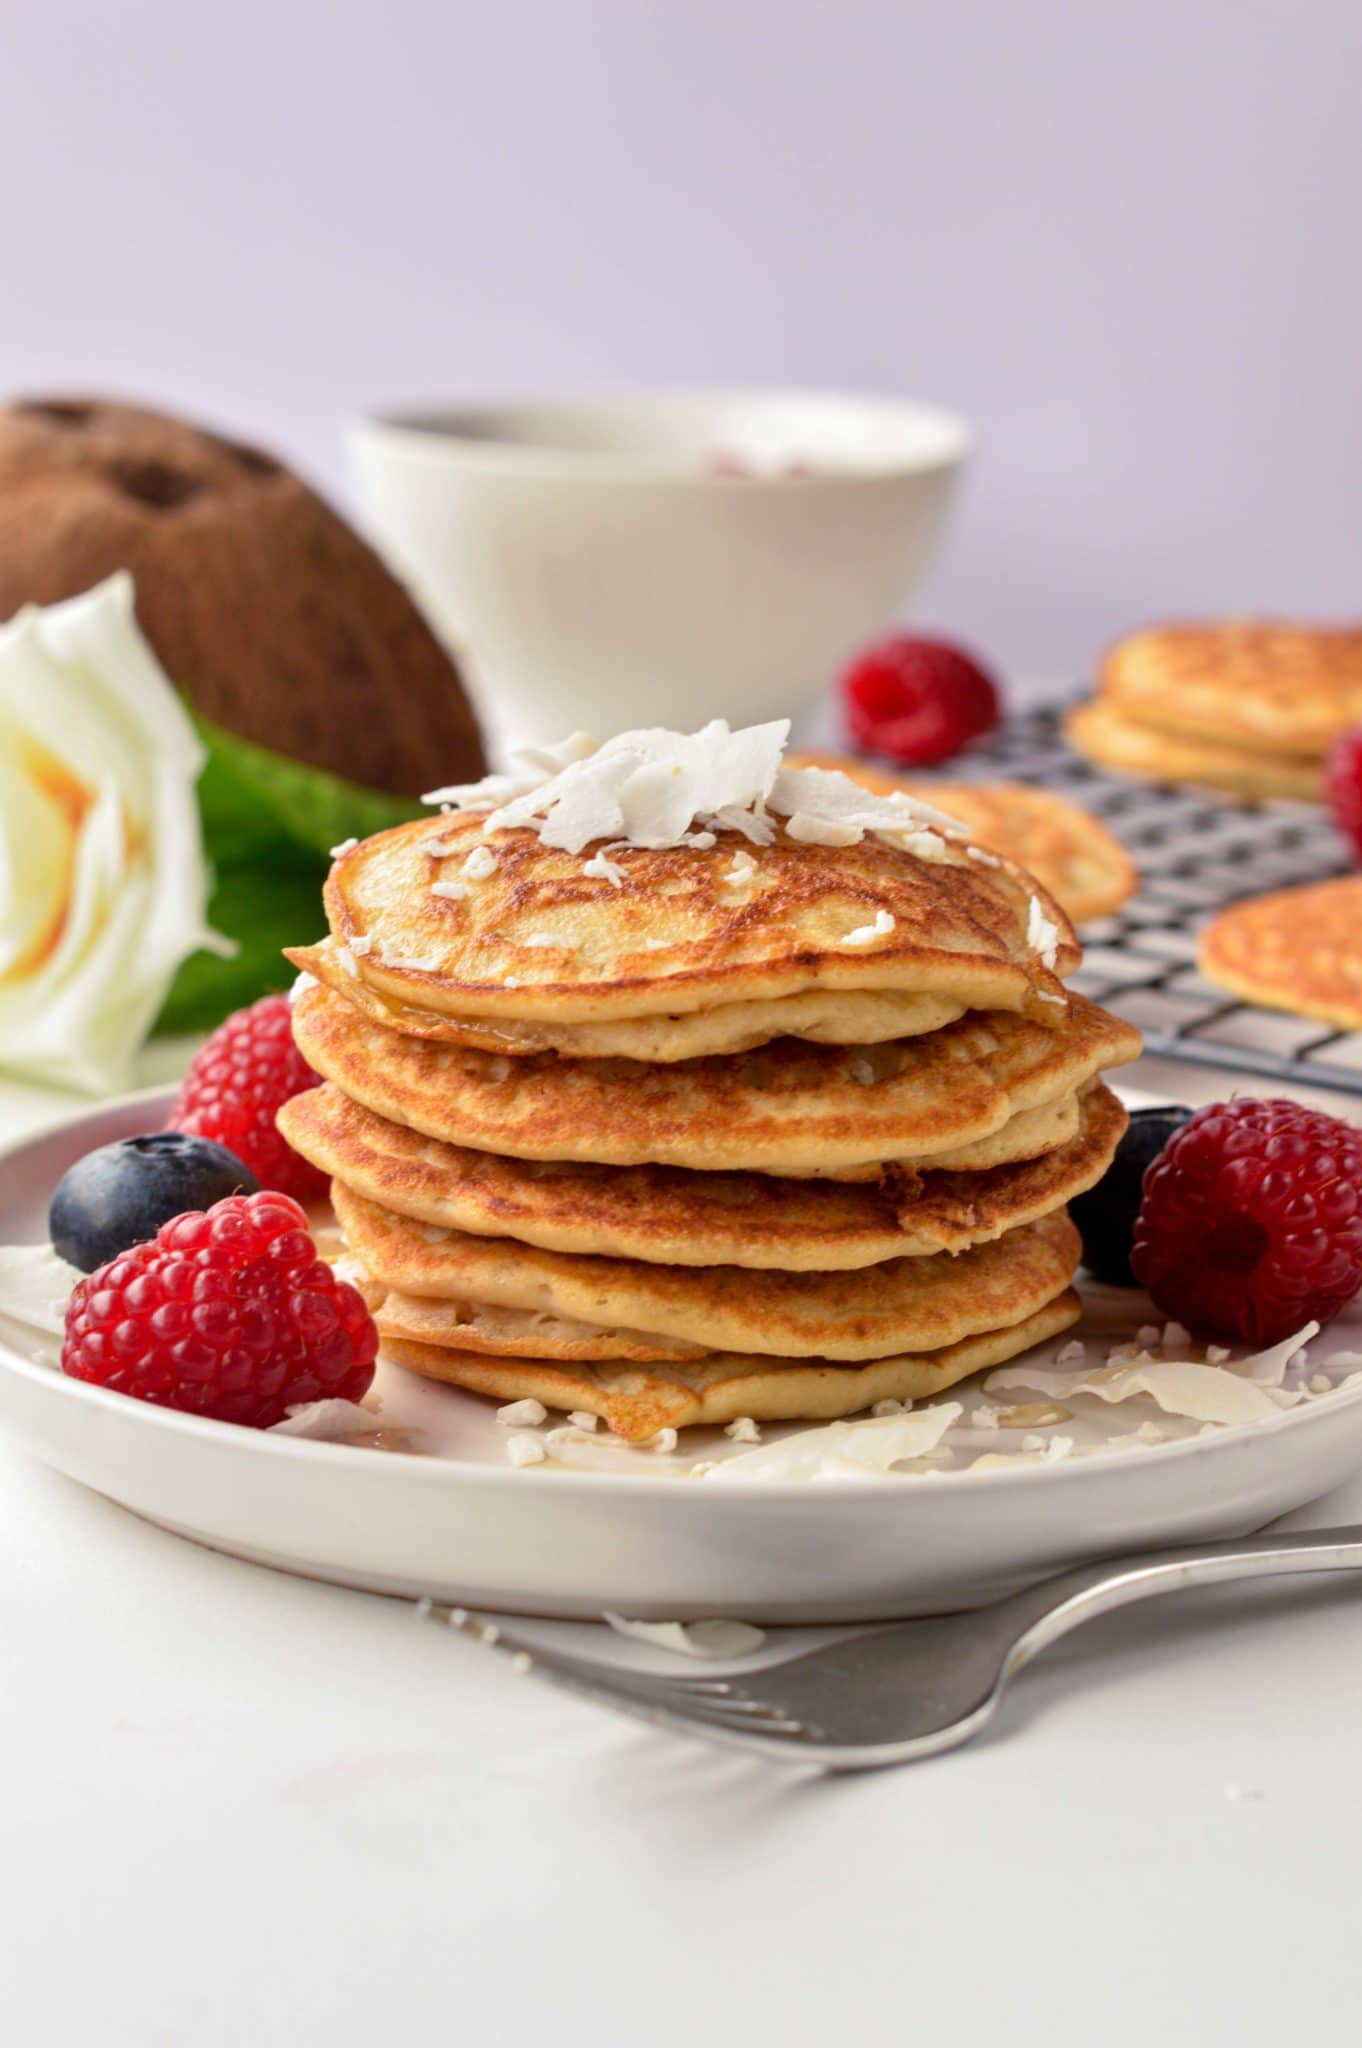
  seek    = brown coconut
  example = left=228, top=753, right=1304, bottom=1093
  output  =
left=0, top=396, right=485, bottom=795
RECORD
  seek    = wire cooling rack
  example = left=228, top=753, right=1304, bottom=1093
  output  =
left=926, top=704, right=1361, bottom=1098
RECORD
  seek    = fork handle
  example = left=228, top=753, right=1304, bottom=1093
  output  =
left=1001, top=1524, right=1362, bottom=1672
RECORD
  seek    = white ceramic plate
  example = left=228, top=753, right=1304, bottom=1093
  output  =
left=4, top=1090, right=1362, bottom=1623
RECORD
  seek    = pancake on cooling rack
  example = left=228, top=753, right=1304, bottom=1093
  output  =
left=1065, top=622, right=1362, bottom=802
left=787, top=751, right=1137, bottom=924
left=1200, top=876, right=1362, bottom=1032
left=281, top=721, right=1142, bottom=1440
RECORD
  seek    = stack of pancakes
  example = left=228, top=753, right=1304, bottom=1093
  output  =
left=280, top=738, right=1142, bottom=1440
left=1066, top=622, right=1362, bottom=801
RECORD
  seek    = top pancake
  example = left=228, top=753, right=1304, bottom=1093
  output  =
left=1199, top=876, right=1362, bottom=1031
left=1099, top=623, right=1362, bottom=757
left=788, top=753, right=1139, bottom=924
left=291, top=981, right=1141, bottom=1177
left=320, top=810, right=1078, bottom=1026
left=289, top=940, right=967, bottom=1061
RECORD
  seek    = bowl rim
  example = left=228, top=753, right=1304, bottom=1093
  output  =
left=348, top=385, right=972, bottom=484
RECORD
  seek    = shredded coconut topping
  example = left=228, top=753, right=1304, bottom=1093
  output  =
left=725, top=1416, right=762, bottom=1442
left=420, top=721, right=972, bottom=859
left=431, top=880, right=467, bottom=902
left=583, top=846, right=627, bottom=885
left=840, top=909, right=896, bottom=949
left=1027, top=893, right=1063, bottom=971
left=329, top=836, right=358, bottom=858
left=349, top=933, right=374, bottom=957
left=463, top=846, right=499, bottom=881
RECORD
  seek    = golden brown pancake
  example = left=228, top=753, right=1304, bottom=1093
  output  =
left=1199, top=876, right=1362, bottom=1030
left=281, top=1079, right=1125, bottom=1269
left=380, top=1292, right=1083, bottom=1439
left=1100, top=622, right=1362, bottom=757
left=788, top=752, right=1139, bottom=923
left=291, top=982, right=1141, bottom=1177
left=1064, top=700, right=1323, bottom=802
left=319, top=810, right=1078, bottom=1026
left=336, top=1190, right=1081, bottom=1361
left=290, top=941, right=968, bottom=1059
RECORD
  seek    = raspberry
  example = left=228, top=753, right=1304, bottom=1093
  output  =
left=1325, top=724, right=1362, bottom=860
left=1131, top=1098, right=1362, bottom=1346
left=841, top=634, right=1001, bottom=767
left=168, top=995, right=326, bottom=1201
left=62, top=1192, right=378, bottom=1427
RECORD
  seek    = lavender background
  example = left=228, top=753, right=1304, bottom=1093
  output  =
left=4, top=0, right=1359, bottom=684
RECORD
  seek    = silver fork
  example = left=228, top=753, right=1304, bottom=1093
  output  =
left=423, top=1525, right=1362, bottom=1771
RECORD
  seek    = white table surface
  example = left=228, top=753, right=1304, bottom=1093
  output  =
left=5, top=1053, right=1362, bottom=2044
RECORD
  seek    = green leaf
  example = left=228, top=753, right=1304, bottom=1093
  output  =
left=153, top=722, right=425, bottom=1036
left=190, top=717, right=424, bottom=862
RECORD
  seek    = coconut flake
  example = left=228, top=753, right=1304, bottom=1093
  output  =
left=583, top=846, right=627, bottom=885
left=567, top=1410, right=599, bottom=1432
left=603, top=1615, right=766, bottom=1659
left=1027, top=893, right=1062, bottom=970
left=784, top=812, right=862, bottom=847
left=768, top=765, right=969, bottom=843
left=497, top=1398, right=547, bottom=1427
left=463, top=846, right=499, bottom=881
left=705, top=1401, right=962, bottom=1483
left=431, top=880, right=467, bottom=901
left=724, top=1415, right=762, bottom=1442
left=506, top=1432, right=547, bottom=1468
left=349, top=933, right=374, bottom=957
left=329, top=837, right=358, bottom=858
left=288, top=970, right=318, bottom=1005
left=424, top=721, right=980, bottom=860
left=270, top=1400, right=384, bottom=1441
left=840, top=909, right=896, bottom=949
left=985, top=1325, right=1321, bottom=1426
left=336, top=946, right=358, bottom=977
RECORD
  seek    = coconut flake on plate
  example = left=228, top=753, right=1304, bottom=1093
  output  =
left=269, top=1400, right=386, bottom=1442
left=603, top=1615, right=766, bottom=1659
left=704, top=1401, right=963, bottom=1484
left=985, top=1323, right=1321, bottom=1425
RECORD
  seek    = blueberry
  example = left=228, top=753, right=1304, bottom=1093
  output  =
left=49, top=1132, right=260, bottom=1273
left=1070, top=1106, right=1195, bottom=1287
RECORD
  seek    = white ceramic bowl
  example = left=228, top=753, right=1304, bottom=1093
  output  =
left=348, top=389, right=970, bottom=762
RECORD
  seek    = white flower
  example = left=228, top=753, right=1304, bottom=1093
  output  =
left=0, top=574, right=223, bottom=1093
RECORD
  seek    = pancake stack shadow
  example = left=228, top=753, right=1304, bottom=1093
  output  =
left=280, top=772, right=1143, bottom=1443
